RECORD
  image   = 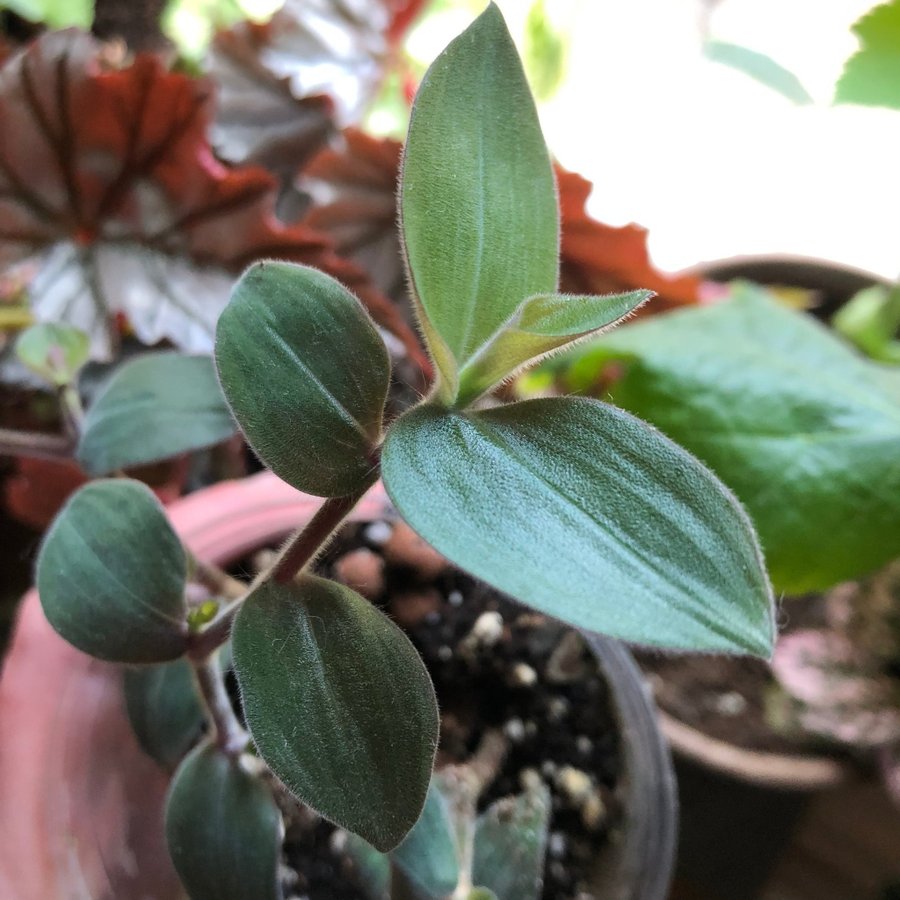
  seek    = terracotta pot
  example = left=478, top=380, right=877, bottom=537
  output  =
left=0, top=470, right=676, bottom=899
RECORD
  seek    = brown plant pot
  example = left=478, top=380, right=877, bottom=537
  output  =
left=0, top=470, right=677, bottom=900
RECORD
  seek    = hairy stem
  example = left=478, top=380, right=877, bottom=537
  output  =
left=192, top=653, right=247, bottom=757
left=271, top=477, right=376, bottom=584
left=445, top=730, right=509, bottom=899
left=58, top=384, right=85, bottom=439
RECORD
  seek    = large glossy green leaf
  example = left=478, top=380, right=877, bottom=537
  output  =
left=37, top=479, right=188, bottom=663
left=216, top=261, right=390, bottom=497
left=835, top=0, right=900, bottom=109
left=400, top=3, right=558, bottom=401
left=77, top=353, right=236, bottom=476
left=232, top=575, right=439, bottom=851
left=383, top=398, right=774, bottom=656
left=703, top=40, right=812, bottom=105
left=124, top=657, right=205, bottom=770
left=472, top=783, right=551, bottom=900
left=456, top=290, right=650, bottom=406
left=565, top=284, right=900, bottom=593
left=165, top=741, right=282, bottom=900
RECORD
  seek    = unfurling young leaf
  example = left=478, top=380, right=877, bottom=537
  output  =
left=455, top=289, right=651, bottom=406
left=400, top=3, right=558, bottom=401
left=165, top=741, right=282, bottom=900
left=36, top=479, right=189, bottom=663
left=124, top=657, right=206, bottom=771
left=383, top=398, right=774, bottom=657
left=232, top=575, right=439, bottom=851
left=216, top=261, right=390, bottom=497
left=15, top=323, right=89, bottom=387
left=77, top=353, right=237, bottom=476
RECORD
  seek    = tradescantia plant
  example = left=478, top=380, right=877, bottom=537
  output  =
left=34, top=5, right=774, bottom=897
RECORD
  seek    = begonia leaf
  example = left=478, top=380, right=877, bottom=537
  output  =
left=209, top=22, right=335, bottom=177
left=0, top=31, right=381, bottom=363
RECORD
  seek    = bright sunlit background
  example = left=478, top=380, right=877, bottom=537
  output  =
left=401, top=0, right=900, bottom=280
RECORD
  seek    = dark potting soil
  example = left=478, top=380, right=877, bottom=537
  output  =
left=635, top=594, right=836, bottom=755
left=231, top=522, right=624, bottom=900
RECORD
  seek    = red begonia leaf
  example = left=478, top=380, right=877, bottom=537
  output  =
left=304, top=128, right=404, bottom=301
left=0, top=30, right=397, bottom=363
left=217, top=0, right=397, bottom=125
left=208, top=22, right=335, bottom=178
left=556, top=166, right=701, bottom=310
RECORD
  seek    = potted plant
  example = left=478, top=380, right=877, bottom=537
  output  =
left=2, top=6, right=776, bottom=898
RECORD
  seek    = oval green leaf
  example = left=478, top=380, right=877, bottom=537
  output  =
left=216, top=262, right=390, bottom=497
left=401, top=3, right=558, bottom=400
left=456, top=290, right=651, bottom=407
left=37, top=479, right=188, bottom=663
left=15, top=322, right=89, bottom=386
left=77, top=352, right=237, bottom=476
left=566, top=283, right=900, bottom=593
left=383, top=398, right=774, bottom=656
left=165, top=741, right=282, bottom=900
left=232, top=575, right=439, bottom=851
left=124, top=657, right=205, bottom=770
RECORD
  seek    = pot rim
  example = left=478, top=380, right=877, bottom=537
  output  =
left=0, top=469, right=679, bottom=899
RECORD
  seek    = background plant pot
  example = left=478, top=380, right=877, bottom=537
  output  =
left=0, top=470, right=677, bottom=900
left=663, top=254, right=889, bottom=900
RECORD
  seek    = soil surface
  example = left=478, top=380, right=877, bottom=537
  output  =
left=230, top=520, right=624, bottom=900
left=635, top=594, right=839, bottom=755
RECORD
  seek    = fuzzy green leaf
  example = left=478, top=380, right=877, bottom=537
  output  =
left=124, top=657, right=204, bottom=770
left=456, top=290, right=650, bottom=406
left=77, top=353, right=236, bottom=476
left=233, top=576, right=439, bottom=851
left=392, top=779, right=460, bottom=896
left=383, top=398, right=774, bottom=656
left=400, top=3, right=558, bottom=401
left=468, top=891, right=499, bottom=900
left=37, top=479, right=188, bottom=663
left=835, top=0, right=900, bottom=109
left=165, top=742, right=282, bottom=900
left=566, top=284, right=900, bottom=593
left=216, top=261, right=389, bottom=497
left=15, top=322, right=90, bottom=387
left=472, top=782, right=551, bottom=900
left=704, top=40, right=813, bottom=105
